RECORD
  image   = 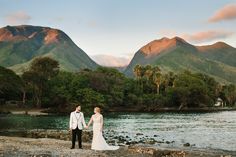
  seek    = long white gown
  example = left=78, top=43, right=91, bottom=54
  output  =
left=91, top=114, right=119, bottom=150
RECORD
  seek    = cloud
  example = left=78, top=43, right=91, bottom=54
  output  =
left=87, top=20, right=98, bottom=28
left=181, top=30, right=234, bottom=43
left=91, top=55, right=131, bottom=67
left=5, top=11, right=31, bottom=25
left=159, top=29, right=234, bottom=43
left=209, top=4, right=236, bottom=22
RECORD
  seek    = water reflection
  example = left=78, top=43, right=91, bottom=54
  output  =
left=0, top=111, right=236, bottom=151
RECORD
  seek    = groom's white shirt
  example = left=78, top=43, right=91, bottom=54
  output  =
left=69, top=111, right=86, bottom=130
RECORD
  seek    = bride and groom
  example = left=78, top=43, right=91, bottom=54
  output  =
left=69, top=105, right=119, bottom=150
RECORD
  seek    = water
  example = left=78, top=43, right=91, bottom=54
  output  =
left=0, top=111, right=236, bottom=151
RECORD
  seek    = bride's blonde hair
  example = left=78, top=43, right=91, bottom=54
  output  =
left=94, top=107, right=101, bottom=113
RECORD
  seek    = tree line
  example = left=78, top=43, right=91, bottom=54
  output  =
left=0, top=57, right=236, bottom=112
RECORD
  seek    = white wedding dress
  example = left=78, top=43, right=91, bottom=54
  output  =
left=91, top=114, right=119, bottom=150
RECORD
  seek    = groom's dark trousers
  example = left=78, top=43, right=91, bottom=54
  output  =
left=72, top=127, right=82, bottom=148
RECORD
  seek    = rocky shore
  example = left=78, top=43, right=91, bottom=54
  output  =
left=0, top=129, right=193, bottom=147
left=1, top=131, right=235, bottom=157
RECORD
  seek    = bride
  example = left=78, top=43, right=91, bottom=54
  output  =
left=86, top=107, right=119, bottom=150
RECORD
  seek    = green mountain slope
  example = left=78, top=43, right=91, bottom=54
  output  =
left=0, top=25, right=98, bottom=73
left=124, top=37, right=236, bottom=84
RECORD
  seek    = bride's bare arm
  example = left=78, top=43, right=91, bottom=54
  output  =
left=87, top=115, right=93, bottom=128
left=100, top=115, right=104, bottom=132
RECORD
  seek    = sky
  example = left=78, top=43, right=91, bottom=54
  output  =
left=0, top=0, right=236, bottom=66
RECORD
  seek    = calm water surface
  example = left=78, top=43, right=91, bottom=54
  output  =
left=0, top=111, right=236, bottom=151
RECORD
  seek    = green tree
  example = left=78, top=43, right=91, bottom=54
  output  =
left=152, top=66, right=162, bottom=94
left=172, top=71, right=213, bottom=108
left=30, top=57, right=59, bottom=79
left=220, top=84, right=236, bottom=106
left=22, top=57, right=59, bottom=107
left=0, top=66, right=24, bottom=103
left=75, top=88, right=105, bottom=111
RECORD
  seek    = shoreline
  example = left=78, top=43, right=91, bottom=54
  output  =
left=1, top=107, right=236, bottom=116
left=108, top=107, right=236, bottom=113
left=1, top=129, right=235, bottom=152
left=0, top=136, right=235, bottom=157
left=0, top=108, right=49, bottom=115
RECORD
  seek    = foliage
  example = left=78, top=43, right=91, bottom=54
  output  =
left=1, top=62, right=236, bottom=112
left=0, top=66, right=24, bottom=103
left=22, top=57, right=59, bottom=107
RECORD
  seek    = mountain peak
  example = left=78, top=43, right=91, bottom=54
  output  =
left=197, top=41, right=234, bottom=52
left=171, top=36, right=188, bottom=43
left=0, top=25, right=66, bottom=44
left=0, top=25, right=98, bottom=70
left=212, top=41, right=232, bottom=48
left=160, top=37, right=170, bottom=41
left=140, top=36, right=189, bottom=56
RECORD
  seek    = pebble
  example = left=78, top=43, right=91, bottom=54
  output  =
left=183, top=143, right=190, bottom=147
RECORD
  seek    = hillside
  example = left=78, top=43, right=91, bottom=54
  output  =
left=0, top=25, right=98, bottom=73
left=124, top=37, right=236, bottom=83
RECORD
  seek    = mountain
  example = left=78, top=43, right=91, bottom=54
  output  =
left=124, top=37, right=236, bottom=83
left=0, top=25, right=98, bottom=73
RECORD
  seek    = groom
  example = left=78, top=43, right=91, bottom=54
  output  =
left=69, top=104, right=87, bottom=149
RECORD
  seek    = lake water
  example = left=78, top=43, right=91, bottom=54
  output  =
left=0, top=111, right=236, bottom=151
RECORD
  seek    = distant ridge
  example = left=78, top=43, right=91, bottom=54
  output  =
left=125, top=37, right=236, bottom=83
left=0, top=25, right=98, bottom=73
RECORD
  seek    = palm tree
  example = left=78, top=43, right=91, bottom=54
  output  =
left=163, top=72, right=177, bottom=92
left=133, top=64, right=143, bottom=92
left=144, top=64, right=153, bottom=84
left=133, top=64, right=142, bottom=79
left=152, top=66, right=161, bottom=94
left=162, top=73, right=169, bottom=92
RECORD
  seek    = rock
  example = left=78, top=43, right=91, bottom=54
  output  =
left=126, top=140, right=138, bottom=145
left=156, top=141, right=164, bottom=143
left=145, top=138, right=156, bottom=145
left=136, top=133, right=143, bottom=136
left=108, top=140, right=116, bottom=144
left=138, top=140, right=145, bottom=143
left=126, top=141, right=131, bottom=145
left=162, top=150, right=172, bottom=155
left=128, top=146, right=156, bottom=155
left=26, top=129, right=92, bottom=142
left=166, top=141, right=170, bottom=144
left=153, top=150, right=187, bottom=157
left=183, top=143, right=190, bottom=147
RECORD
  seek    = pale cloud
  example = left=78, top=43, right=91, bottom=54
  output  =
left=209, top=4, right=236, bottom=22
left=5, top=11, right=31, bottom=25
left=91, top=54, right=131, bottom=67
left=87, top=20, right=97, bottom=28
left=182, top=30, right=234, bottom=43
